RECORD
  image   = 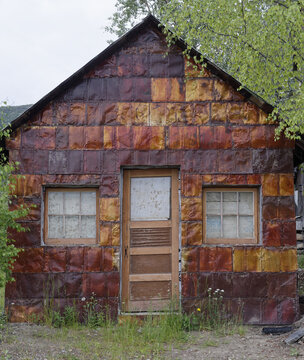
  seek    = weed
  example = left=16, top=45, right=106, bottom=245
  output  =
left=80, top=294, right=113, bottom=328
left=237, top=325, right=246, bottom=336
left=38, top=278, right=80, bottom=328
left=0, top=311, right=7, bottom=330
left=82, top=293, right=104, bottom=328
left=52, top=310, right=65, bottom=328
left=290, top=346, right=300, bottom=357
left=180, top=288, right=242, bottom=334
left=298, top=254, right=304, bottom=269
left=76, top=314, right=189, bottom=360
left=202, top=339, right=218, bottom=347
left=42, top=277, right=57, bottom=327
left=0, top=350, right=11, bottom=360
left=0, top=311, right=7, bottom=344
left=63, top=305, right=79, bottom=327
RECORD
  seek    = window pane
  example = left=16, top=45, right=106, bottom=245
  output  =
left=239, top=216, right=254, bottom=238
left=223, top=192, right=237, bottom=202
left=48, top=192, right=64, bottom=215
left=65, top=215, right=80, bottom=238
left=206, top=192, right=221, bottom=202
left=206, top=216, right=221, bottom=238
left=239, top=192, right=253, bottom=215
left=81, top=216, right=96, bottom=238
left=81, top=191, right=96, bottom=215
left=223, top=201, right=237, bottom=214
left=222, top=192, right=237, bottom=215
left=48, top=215, right=64, bottom=238
left=206, top=201, right=221, bottom=215
left=65, top=192, right=80, bottom=215
left=131, top=177, right=171, bottom=221
left=223, top=215, right=237, bottom=238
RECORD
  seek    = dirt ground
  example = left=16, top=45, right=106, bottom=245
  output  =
left=0, top=323, right=304, bottom=360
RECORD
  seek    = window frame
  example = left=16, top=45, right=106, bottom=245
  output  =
left=44, top=187, right=99, bottom=246
left=202, top=187, right=259, bottom=245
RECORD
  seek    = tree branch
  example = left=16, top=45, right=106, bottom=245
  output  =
left=273, top=1, right=289, bottom=9
left=142, top=0, right=152, bottom=13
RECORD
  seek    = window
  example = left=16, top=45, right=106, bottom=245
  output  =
left=203, top=188, right=259, bottom=244
left=44, top=188, right=98, bottom=245
left=130, top=177, right=171, bottom=221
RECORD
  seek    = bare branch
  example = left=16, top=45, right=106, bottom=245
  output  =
left=142, top=0, right=152, bottom=13
left=273, top=1, right=289, bottom=9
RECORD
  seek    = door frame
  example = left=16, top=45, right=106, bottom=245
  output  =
left=120, top=168, right=180, bottom=313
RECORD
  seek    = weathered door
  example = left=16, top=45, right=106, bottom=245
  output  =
left=122, top=169, right=179, bottom=312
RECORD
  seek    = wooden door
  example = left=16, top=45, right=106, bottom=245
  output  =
left=122, top=169, right=179, bottom=312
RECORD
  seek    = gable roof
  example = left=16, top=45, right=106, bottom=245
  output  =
left=8, top=14, right=273, bottom=133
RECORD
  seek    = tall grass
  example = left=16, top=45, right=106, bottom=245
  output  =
left=90, top=314, right=189, bottom=359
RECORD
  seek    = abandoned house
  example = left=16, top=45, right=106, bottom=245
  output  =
left=3, top=14, right=299, bottom=324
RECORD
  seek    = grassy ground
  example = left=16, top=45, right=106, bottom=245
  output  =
left=0, top=291, right=245, bottom=359
left=0, top=320, right=245, bottom=360
left=0, top=316, right=196, bottom=360
left=1, top=323, right=302, bottom=360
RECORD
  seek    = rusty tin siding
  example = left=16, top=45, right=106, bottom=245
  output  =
left=5, top=24, right=297, bottom=324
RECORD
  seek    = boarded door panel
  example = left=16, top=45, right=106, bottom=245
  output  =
left=122, top=169, right=179, bottom=312
left=130, top=254, right=171, bottom=274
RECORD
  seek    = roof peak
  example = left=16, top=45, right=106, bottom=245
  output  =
left=8, top=14, right=271, bottom=131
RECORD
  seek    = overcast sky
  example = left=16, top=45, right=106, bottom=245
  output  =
left=0, top=0, right=119, bottom=105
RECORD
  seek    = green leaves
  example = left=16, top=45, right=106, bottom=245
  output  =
left=0, top=106, right=29, bottom=287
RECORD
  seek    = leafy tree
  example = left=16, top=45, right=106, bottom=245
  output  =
left=107, top=0, right=304, bottom=139
left=106, top=0, right=164, bottom=38
left=0, top=107, right=28, bottom=288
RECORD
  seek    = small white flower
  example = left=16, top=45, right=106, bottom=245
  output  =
left=81, top=297, right=86, bottom=302
left=11, top=302, right=15, bottom=305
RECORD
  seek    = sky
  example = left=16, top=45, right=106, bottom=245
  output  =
left=0, top=0, right=118, bottom=105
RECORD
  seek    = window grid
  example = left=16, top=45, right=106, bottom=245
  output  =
left=45, top=188, right=98, bottom=245
left=204, top=188, right=258, bottom=245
